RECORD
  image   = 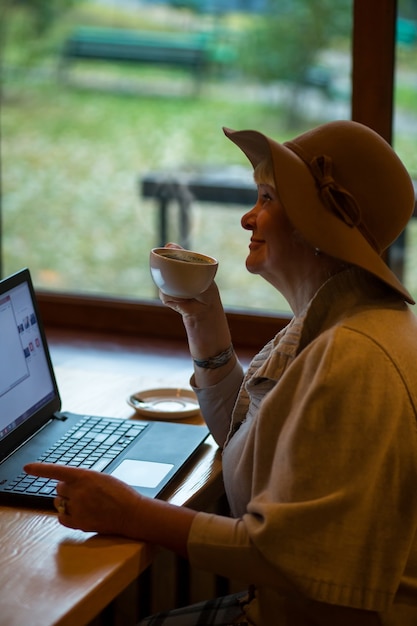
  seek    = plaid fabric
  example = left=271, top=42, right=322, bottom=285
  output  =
left=138, top=591, right=250, bottom=625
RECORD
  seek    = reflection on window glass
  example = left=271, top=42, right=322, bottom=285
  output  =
left=2, top=0, right=352, bottom=313
left=394, top=0, right=417, bottom=301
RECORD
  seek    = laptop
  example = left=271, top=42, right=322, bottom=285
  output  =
left=0, top=268, right=209, bottom=508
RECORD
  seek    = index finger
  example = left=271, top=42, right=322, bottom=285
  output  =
left=24, top=462, right=84, bottom=482
left=165, top=242, right=183, bottom=249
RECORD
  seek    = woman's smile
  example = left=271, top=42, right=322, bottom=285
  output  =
left=248, top=237, right=264, bottom=250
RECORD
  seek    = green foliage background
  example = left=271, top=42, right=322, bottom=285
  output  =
left=2, top=0, right=417, bottom=311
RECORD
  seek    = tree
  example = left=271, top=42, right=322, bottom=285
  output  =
left=236, top=0, right=351, bottom=125
left=1, top=0, right=77, bottom=73
left=398, top=0, right=417, bottom=19
left=7, top=0, right=77, bottom=35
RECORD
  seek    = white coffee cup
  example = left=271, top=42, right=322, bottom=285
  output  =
left=149, top=247, right=218, bottom=298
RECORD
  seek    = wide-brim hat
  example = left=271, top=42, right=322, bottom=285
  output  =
left=223, top=120, right=415, bottom=304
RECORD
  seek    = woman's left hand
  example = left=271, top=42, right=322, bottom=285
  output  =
left=24, top=461, right=197, bottom=557
left=24, top=462, right=143, bottom=537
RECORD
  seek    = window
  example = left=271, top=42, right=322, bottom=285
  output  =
left=1, top=0, right=413, bottom=343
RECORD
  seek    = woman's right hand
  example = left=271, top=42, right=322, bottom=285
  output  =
left=158, top=244, right=234, bottom=375
left=159, top=279, right=221, bottom=319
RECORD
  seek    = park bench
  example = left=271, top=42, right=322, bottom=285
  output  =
left=59, top=27, right=224, bottom=92
left=140, top=167, right=257, bottom=250
left=59, top=27, right=334, bottom=96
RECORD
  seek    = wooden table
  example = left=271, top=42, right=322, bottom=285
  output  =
left=0, top=329, right=224, bottom=626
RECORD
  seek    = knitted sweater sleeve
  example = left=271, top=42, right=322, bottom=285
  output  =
left=190, top=359, right=244, bottom=447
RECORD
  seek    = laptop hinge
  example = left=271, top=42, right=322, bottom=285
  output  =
left=53, top=413, right=68, bottom=422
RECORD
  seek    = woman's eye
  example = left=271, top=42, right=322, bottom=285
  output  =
left=262, top=193, right=272, bottom=202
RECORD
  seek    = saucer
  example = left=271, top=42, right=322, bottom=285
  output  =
left=127, top=387, right=200, bottom=420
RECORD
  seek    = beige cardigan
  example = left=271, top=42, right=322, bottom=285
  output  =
left=189, top=269, right=417, bottom=625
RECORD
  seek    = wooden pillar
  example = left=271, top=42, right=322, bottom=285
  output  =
left=351, top=0, right=397, bottom=143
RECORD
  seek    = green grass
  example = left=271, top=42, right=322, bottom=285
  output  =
left=3, top=73, right=309, bottom=312
left=3, top=65, right=417, bottom=312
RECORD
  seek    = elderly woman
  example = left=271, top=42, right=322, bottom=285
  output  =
left=25, top=120, right=417, bottom=625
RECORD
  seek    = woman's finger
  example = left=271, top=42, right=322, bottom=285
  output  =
left=24, top=462, right=85, bottom=483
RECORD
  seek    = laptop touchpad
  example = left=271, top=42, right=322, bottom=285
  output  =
left=110, top=459, right=174, bottom=488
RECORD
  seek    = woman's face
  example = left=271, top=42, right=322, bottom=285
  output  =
left=241, top=183, right=298, bottom=288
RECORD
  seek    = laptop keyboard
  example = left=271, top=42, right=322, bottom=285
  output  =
left=6, top=416, right=147, bottom=497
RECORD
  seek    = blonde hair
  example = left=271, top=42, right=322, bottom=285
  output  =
left=253, top=158, right=275, bottom=187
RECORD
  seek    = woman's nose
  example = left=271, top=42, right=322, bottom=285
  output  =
left=241, top=205, right=257, bottom=230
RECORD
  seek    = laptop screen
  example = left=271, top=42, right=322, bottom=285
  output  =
left=0, top=275, right=56, bottom=443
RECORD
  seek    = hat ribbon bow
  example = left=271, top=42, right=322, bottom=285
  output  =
left=309, top=154, right=361, bottom=227
left=285, top=141, right=379, bottom=252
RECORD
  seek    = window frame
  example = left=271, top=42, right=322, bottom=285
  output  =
left=32, top=0, right=398, bottom=350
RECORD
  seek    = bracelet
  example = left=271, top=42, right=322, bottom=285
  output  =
left=193, top=344, right=234, bottom=369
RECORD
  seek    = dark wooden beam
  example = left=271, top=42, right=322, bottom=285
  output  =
left=352, top=0, right=397, bottom=143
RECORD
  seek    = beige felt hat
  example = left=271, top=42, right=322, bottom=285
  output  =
left=224, top=120, right=415, bottom=304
